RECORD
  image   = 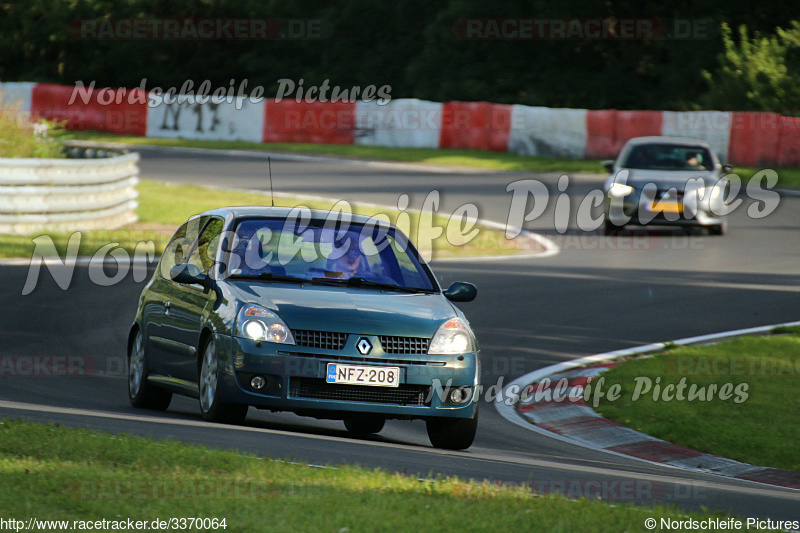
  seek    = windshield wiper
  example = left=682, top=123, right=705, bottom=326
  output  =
left=228, top=272, right=307, bottom=284
left=311, top=276, right=433, bottom=294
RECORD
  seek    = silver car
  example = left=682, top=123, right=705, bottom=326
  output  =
left=602, top=136, right=733, bottom=235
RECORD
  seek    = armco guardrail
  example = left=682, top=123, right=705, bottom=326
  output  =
left=0, top=147, right=139, bottom=234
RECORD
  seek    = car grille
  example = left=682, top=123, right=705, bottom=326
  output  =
left=293, top=330, right=348, bottom=350
left=656, top=189, right=685, bottom=199
left=379, top=335, right=430, bottom=354
left=289, top=377, right=431, bottom=406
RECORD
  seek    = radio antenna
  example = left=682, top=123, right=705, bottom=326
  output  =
left=267, top=156, right=275, bottom=207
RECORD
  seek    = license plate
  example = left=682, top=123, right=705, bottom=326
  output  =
left=649, top=201, right=682, bottom=213
left=326, top=363, right=400, bottom=387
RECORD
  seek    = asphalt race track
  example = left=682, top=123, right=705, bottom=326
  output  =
left=1, top=147, right=798, bottom=519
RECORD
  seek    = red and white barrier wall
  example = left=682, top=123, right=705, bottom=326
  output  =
left=3, top=81, right=798, bottom=167
left=264, top=100, right=354, bottom=145
left=31, top=83, right=148, bottom=136
left=0, top=82, right=37, bottom=113
left=146, top=94, right=265, bottom=143
left=508, top=106, right=587, bottom=158
left=440, top=102, right=512, bottom=152
left=356, top=99, right=442, bottom=149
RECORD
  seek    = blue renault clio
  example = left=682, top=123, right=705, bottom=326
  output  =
left=128, top=206, right=480, bottom=449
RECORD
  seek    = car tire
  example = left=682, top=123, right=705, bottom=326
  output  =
left=426, top=410, right=478, bottom=450
left=198, top=338, right=248, bottom=424
left=344, top=415, right=386, bottom=435
left=604, top=218, right=622, bottom=235
left=128, top=329, right=172, bottom=411
left=709, top=221, right=727, bottom=236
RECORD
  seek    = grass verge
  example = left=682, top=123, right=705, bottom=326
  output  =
left=772, top=325, right=800, bottom=335
left=0, top=419, right=737, bottom=531
left=0, top=97, right=66, bottom=158
left=734, top=166, right=800, bottom=189
left=595, top=333, right=800, bottom=471
left=0, top=179, right=534, bottom=260
left=70, top=130, right=800, bottom=188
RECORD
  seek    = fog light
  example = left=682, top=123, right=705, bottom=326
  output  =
left=250, top=375, right=267, bottom=390
left=449, top=387, right=470, bottom=404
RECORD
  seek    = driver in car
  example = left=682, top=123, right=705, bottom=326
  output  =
left=685, top=152, right=703, bottom=169
left=326, top=242, right=370, bottom=278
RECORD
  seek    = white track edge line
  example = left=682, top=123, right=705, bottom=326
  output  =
left=495, top=320, right=800, bottom=489
left=0, top=182, right=560, bottom=265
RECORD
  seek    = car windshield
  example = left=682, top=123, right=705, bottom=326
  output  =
left=622, top=144, right=714, bottom=171
left=224, top=217, right=437, bottom=292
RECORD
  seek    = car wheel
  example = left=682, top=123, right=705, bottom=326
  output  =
left=199, top=338, right=248, bottom=424
left=128, top=329, right=172, bottom=410
left=344, top=415, right=386, bottom=435
left=426, top=411, right=478, bottom=450
left=709, top=221, right=727, bottom=236
left=604, top=218, right=622, bottom=235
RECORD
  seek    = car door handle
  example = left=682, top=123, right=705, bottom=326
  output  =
left=164, top=300, right=171, bottom=315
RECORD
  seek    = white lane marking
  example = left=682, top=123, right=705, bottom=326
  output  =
left=70, top=139, right=562, bottom=260
left=0, top=183, right=561, bottom=265
left=0, top=399, right=795, bottom=498
left=434, top=217, right=560, bottom=262
left=67, top=141, right=491, bottom=174
left=202, top=185, right=560, bottom=263
left=775, top=188, right=800, bottom=197
left=495, top=320, right=800, bottom=482
left=67, top=141, right=800, bottom=194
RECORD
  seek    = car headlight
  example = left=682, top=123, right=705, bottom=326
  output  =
left=235, top=305, right=295, bottom=344
left=608, top=183, right=634, bottom=198
left=428, top=317, right=476, bottom=355
left=695, top=186, right=722, bottom=200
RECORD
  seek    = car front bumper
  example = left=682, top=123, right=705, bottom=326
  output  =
left=213, top=334, right=480, bottom=420
left=605, top=194, right=725, bottom=228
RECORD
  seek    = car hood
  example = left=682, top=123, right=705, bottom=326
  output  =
left=225, top=281, right=456, bottom=337
left=612, top=168, right=719, bottom=191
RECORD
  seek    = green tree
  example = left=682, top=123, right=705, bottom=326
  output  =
left=2, top=0, right=800, bottom=110
left=702, top=21, right=800, bottom=111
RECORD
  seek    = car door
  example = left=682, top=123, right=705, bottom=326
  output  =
left=143, top=221, right=191, bottom=377
left=160, top=216, right=224, bottom=383
left=146, top=217, right=206, bottom=379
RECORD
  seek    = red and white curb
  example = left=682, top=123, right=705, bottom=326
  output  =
left=496, top=321, right=800, bottom=490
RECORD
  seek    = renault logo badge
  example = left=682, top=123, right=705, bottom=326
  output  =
left=356, top=338, right=372, bottom=355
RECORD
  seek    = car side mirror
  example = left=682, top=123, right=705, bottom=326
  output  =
left=443, top=281, right=477, bottom=302
left=722, top=164, right=734, bottom=174
left=170, top=263, right=208, bottom=286
left=602, top=160, right=615, bottom=173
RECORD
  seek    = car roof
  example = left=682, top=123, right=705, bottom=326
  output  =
left=191, top=205, right=392, bottom=226
left=624, top=136, right=713, bottom=149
